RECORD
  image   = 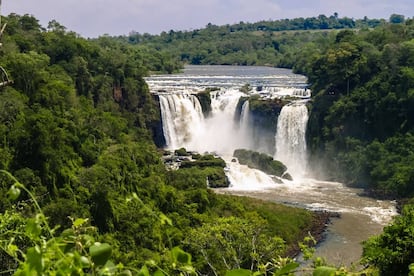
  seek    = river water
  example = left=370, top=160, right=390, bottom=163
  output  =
left=146, top=65, right=397, bottom=267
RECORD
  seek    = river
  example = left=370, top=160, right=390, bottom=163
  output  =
left=146, top=65, right=397, bottom=267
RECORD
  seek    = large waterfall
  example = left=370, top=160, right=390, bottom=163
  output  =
left=159, top=89, right=310, bottom=178
left=147, top=66, right=397, bottom=266
left=159, top=89, right=251, bottom=155
left=274, top=103, right=309, bottom=178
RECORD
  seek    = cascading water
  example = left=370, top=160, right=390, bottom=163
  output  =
left=274, top=102, right=309, bottom=178
left=190, top=89, right=247, bottom=154
left=158, top=93, right=204, bottom=150
left=147, top=65, right=397, bottom=266
left=238, top=100, right=252, bottom=149
left=159, top=88, right=254, bottom=155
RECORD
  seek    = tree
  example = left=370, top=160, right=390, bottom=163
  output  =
left=390, top=14, right=405, bottom=24
left=184, top=216, right=285, bottom=275
left=363, top=205, right=414, bottom=275
left=5, top=51, right=49, bottom=96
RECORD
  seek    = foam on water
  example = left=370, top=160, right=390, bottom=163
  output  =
left=226, top=161, right=277, bottom=191
left=363, top=205, right=398, bottom=225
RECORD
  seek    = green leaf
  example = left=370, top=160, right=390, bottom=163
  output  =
left=137, top=265, right=150, bottom=276
left=274, top=262, right=300, bottom=276
left=73, top=218, right=88, bottom=227
left=313, top=266, right=337, bottom=276
left=7, top=243, right=19, bottom=258
left=26, top=218, right=42, bottom=239
left=409, top=263, right=414, bottom=275
left=153, top=270, right=165, bottom=276
left=89, top=242, right=112, bottom=266
left=119, top=269, right=133, bottom=276
left=102, top=260, right=116, bottom=274
left=79, top=256, right=91, bottom=268
left=61, top=228, right=75, bottom=238
left=225, top=269, right=252, bottom=276
left=26, top=246, right=43, bottom=275
left=171, top=246, right=191, bottom=265
left=159, top=213, right=172, bottom=226
left=7, top=184, right=21, bottom=201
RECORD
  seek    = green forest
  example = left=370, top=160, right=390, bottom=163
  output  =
left=0, top=12, right=414, bottom=275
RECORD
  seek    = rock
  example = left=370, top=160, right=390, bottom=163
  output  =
left=282, top=172, right=293, bottom=181
left=233, top=149, right=288, bottom=177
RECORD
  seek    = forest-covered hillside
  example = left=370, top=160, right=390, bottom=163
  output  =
left=1, top=11, right=414, bottom=275
left=0, top=13, right=329, bottom=275
left=119, top=13, right=404, bottom=68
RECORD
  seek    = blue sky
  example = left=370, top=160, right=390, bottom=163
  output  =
left=2, top=0, right=413, bottom=38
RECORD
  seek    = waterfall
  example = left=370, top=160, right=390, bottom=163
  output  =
left=274, top=103, right=309, bottom=178
left=158, top=93, right=204, bottom=150
left=239, top=100, right=251, bottom=149
left=159, top=89, right=252, bottom=155
left=159, top=90, right=310, bottom=178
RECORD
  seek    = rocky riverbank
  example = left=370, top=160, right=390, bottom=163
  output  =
left=286, top=210, right=336, bottom=258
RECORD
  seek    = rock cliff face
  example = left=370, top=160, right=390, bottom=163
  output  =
left=236, top=96, right=285, bottom=155
left=194, top=88, right=219, bottom=117
left=151, top=94, right=167, bottom=148
left=249, top=96, right=284, bottom=130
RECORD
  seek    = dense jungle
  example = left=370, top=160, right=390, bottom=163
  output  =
left=0, top=12, right=414, bottom=275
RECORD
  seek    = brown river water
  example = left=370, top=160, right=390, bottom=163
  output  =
left=216, top=166, right=397, bottom=268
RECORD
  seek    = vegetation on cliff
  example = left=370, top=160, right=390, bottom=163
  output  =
left=301, top=21, right=414, bottom=198
left=288, top=18, right=414, bottom=274
left=233, top=149, right=290, bottom=180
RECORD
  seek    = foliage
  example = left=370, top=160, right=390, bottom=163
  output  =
left=0, top=171, right=122, bottom=275
left=184, top=216, right=286, bottom=275
left=180, top=155, right=226, bottom=169
left=0, top=14, right=323, bottom=270
left=121, top=13, right=389, bottom=67
left=304, top=22, right=414, bottom=196
left=174, top=147, right=190, bottom=156
left=362, top=204, right=414, bottom=275
left=0, top=170, right=351, bottom=276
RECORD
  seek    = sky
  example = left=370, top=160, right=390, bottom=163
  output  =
left=2, top=0, right=413, bottom=38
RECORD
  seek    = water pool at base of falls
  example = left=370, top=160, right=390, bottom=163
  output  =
left=146, top=65, right=397, bottom=266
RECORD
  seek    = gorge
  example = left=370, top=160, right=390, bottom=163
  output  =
left=147, top=65, right=397, bottom=266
